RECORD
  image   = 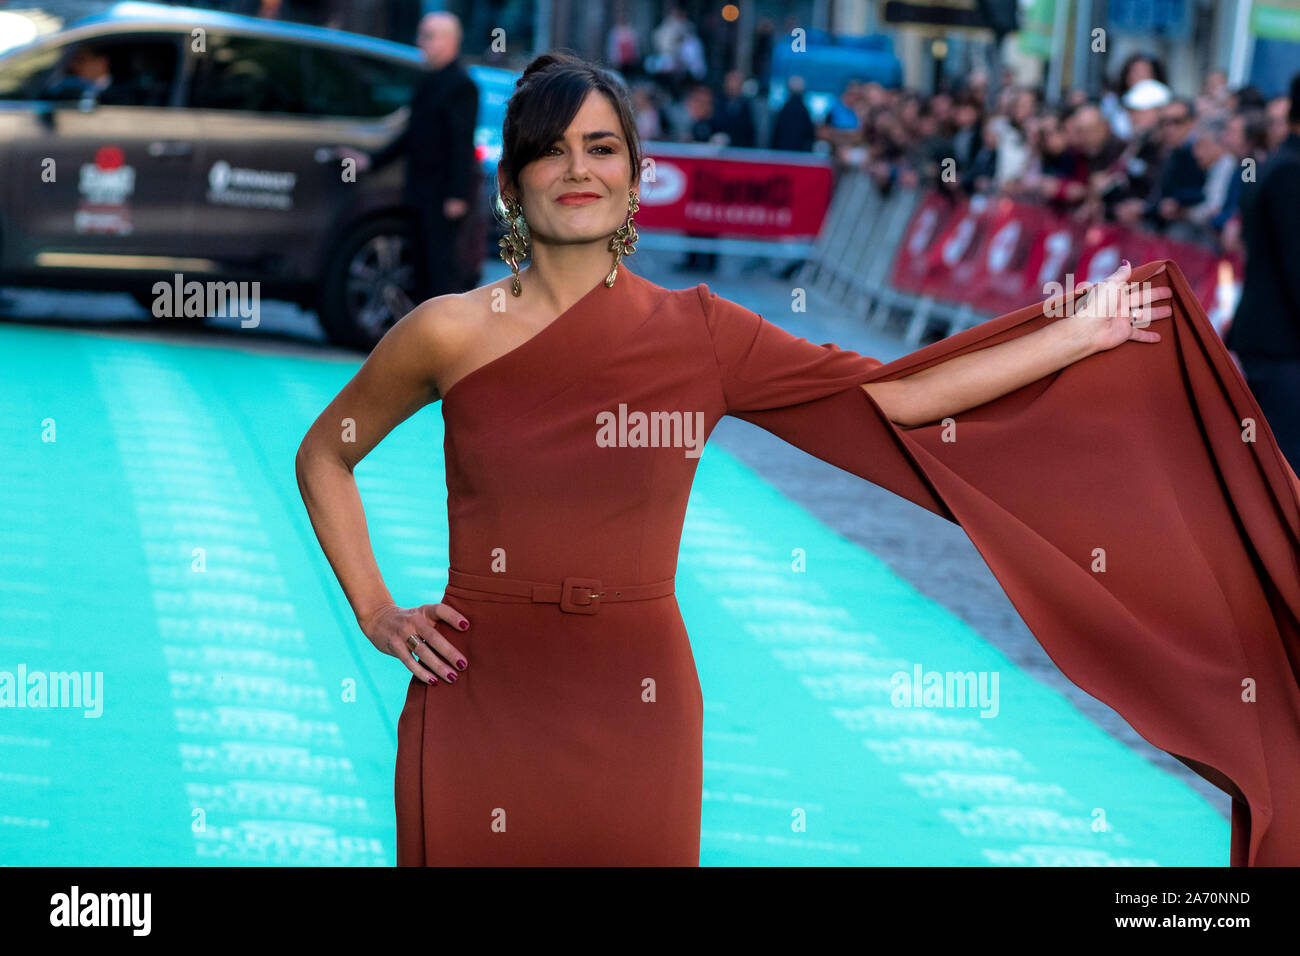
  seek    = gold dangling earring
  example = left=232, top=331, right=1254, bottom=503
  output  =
left=606, top=188, right=640, bottom=287
left=498, top=194, right=529, bottom=296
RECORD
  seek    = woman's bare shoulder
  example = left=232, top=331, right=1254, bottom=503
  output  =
left=390, top=278, right=512, bottom=396
left=407, top=278, right=502, bottom=330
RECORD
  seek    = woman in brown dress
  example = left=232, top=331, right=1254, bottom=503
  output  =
left=295, top=52, right=1300, bottom=866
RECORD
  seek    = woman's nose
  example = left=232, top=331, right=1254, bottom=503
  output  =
left=565, top=152, right=589, bottom=177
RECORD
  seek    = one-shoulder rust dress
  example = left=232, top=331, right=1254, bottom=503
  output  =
left=394, top=260, right=1300, bottom=867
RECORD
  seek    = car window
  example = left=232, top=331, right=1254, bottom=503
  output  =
left=0, top=35, right=179, bottom=105
left=188, top=34, right=305, bottom=114
left=301, top=46, right=421, bottom=118
left=0, top=42, right=62, bottom=100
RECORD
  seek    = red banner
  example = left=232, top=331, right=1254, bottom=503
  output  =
left=891, top=190, right=1235, bottom=316
left=971, top=200, right=1052, bottom=313
left=890, top=190, right=959, bottom=293
left=635, top=142, right=833, bottom=239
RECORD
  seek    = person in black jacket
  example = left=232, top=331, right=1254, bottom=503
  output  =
left=712, top=70, right=757, bottom=148
left=770, top=74, right=815, bottom=151
left=1226, top=71, right=1300, bottom=467
left=353, top=12, right=479, bottom=302
left=1145, top=99, right=1205, bottom=231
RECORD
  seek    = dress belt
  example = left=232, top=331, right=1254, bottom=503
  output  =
left=445, top=568, right=674, bottom=615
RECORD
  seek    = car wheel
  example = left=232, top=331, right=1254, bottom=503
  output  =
left=318, top=216, right=415, bottom=351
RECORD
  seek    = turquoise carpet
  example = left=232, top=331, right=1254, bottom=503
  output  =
left=0, top=325, right=1228, bottom=865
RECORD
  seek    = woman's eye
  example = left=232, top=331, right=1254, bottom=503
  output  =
left=545, top=145, right=615, bottom=155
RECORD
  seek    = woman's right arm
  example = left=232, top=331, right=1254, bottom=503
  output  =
left=294, top=298, right=471, bottom=685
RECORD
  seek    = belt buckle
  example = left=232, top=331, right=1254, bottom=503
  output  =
left=559, top=576, right=601, bottom=614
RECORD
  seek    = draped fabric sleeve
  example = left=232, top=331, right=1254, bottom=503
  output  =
left=697, top=284, right=884, bottom=412
left=702, top=261, right=1300, bottom=867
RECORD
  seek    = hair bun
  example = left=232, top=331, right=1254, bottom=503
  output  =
left=519, top=49, right=583, bottom=86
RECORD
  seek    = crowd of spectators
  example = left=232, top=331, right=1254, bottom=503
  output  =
left=821, top=55, right=1289, bottom=256
left=217, top=2, right=1284, bottom=260
left=616, top=11, right=1290, bottom=258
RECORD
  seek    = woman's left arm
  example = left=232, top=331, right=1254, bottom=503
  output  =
left=866, top=260, right=1174, bottom=428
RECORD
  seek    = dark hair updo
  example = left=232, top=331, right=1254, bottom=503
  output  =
left=494, top=50, right=643, bottom=228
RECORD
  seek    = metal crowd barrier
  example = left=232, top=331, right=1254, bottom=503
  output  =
left=798, top=172, right=989, bottom=347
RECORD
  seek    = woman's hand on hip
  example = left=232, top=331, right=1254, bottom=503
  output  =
left=361, top=601, right=469, bottom=686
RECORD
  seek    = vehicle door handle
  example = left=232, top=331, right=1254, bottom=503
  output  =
left=147, top=140, right=193, bottom=157
left=316, top=145, right=370, bottom=164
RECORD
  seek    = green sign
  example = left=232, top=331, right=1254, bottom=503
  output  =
left=1252, top=2, right=1300, bottom=41
left=1017, top=0, right=1056, bottom=59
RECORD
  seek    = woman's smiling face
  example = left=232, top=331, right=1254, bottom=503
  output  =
left=500, top=90, right=639, bottom=245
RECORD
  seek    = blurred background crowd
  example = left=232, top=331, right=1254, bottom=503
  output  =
left=605, top=14, right=1292, bottom=260
left=189, top=1, right=1295, bottom=260
left=773, top=60, right=1291, bottom=257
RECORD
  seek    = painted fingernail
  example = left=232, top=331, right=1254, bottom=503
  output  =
left=456, top=659, right=467, bottom=670
left=1122, top=259, right=1130, bottom=267
left=445, top=671, right=457, bottom=683
left=428, top=677, right=438, bottom=686
left=458, top=619, right=468, bottom=629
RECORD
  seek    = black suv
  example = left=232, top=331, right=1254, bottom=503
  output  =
left=0, top=2, right=515, bottom=349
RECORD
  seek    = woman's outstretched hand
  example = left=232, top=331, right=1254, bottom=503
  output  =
left=360, top=601, right=469, bottom=686
left=1064, top=259, right=1174, bottom=353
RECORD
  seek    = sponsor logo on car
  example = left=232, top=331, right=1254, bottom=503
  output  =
left=206, top=159, right=296, bottom=210
left=76, top=144, right=135, bottom=235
